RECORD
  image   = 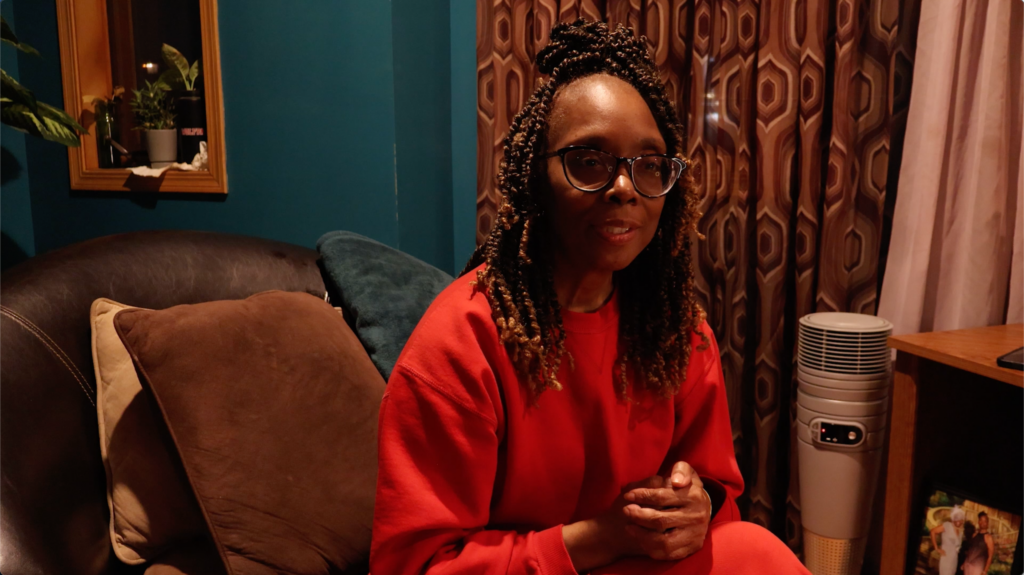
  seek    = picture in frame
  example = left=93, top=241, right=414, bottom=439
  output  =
left=914, top=483, right=1021, bottom=575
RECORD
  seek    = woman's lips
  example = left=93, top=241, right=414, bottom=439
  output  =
left=595, top=225, right=639, bottom=245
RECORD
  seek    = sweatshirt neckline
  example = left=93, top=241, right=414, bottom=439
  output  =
left=560, top=289, right=619, bottom=333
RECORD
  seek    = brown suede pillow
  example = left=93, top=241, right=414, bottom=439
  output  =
left=115, top=291, right=384, bottom=575
left=144, top=538, right=225, bottom=575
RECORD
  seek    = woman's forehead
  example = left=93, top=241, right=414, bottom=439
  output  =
left=547, top=74, right=664, bottom=150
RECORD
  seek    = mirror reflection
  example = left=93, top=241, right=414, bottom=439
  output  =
left=98, top=0, right=206, bottom=170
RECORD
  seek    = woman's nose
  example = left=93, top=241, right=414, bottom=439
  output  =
left=604, top=162, right=638, bottom=204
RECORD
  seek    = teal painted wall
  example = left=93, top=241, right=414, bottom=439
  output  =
left=1, top=0, right=36, bottom=268
left=450, top=0, right=477, bottom=272
left=392, top=0, right=454, bottom=273
left=0, top=0, right=476, bottom=274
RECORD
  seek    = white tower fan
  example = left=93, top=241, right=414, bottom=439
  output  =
left=796, top=312, right=893, bottom=575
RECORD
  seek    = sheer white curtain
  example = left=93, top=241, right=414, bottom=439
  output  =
left=878, top=0, right=1023, bottom=335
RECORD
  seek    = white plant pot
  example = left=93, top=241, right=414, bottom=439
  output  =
left=145, top=129, right=177, bottom=168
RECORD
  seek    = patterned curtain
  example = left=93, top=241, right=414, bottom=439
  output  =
left=476, top=0, right=919, bottom=554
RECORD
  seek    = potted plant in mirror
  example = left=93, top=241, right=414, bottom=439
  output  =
left=160, top=44, right=205, bottom=165
left=85, top=86, right=125, bottom=168
left=130, top=80, right=176, bottom=168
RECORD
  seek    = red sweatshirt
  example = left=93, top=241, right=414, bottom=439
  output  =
left=370, top=268, right=744, bottom=574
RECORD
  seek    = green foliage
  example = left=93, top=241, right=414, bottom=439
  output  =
left=1, top=16, right=39, bottom=56
left=0, top=16, right=86, bottom=147
left=1, top=96, right=87, bottom=147
left=84, top=86, right=124, bottom=115
left=130, top=80, right=175, bottom=130
left=928, top=490, right=965, bottom=509
left=160, top=44, right=200, bottom=91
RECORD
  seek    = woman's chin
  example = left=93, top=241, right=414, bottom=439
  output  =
left=588, top=248, right=642, bottom=272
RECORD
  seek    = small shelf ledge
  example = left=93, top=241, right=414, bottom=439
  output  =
left=71, top=167, right=226, bottom=193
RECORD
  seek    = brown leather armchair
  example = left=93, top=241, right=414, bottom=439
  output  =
left=0, top=231, right=329, bottom=575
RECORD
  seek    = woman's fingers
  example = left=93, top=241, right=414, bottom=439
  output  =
left=624, top=523, right=707, bottom=561
left=624, top=504, right=674, bottom=531
left=624, top=475, right=703, bottom=508
left=623, top=461, right=702, bottom=505
left=623, top=499, right=711, bottom=530
left=670, top=461, right=694, bottom=489
left=624, top=485, right=679, bottom=507
left=621, top=474, right=665, bottom=494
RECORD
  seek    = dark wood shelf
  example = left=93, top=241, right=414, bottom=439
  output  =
left=880, top=324, right=1023, bottom=575
left=888, top=324, right=1023, bottom=387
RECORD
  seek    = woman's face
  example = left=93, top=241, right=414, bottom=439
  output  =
left=541, top=74, right=668, bottom=274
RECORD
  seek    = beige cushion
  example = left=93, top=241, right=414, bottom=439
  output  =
left=91, top=298, right=205, bottom=564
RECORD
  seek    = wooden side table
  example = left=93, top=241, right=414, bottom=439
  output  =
left=879, top=324, right=1023, bottom=575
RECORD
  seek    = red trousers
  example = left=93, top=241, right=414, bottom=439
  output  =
left=593, top=521, right=810, bottom=575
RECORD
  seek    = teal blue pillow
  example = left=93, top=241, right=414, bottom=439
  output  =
left=316, top=231, right=453, bottom=381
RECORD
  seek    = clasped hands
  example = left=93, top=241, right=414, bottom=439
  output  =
left=572, top=461, right=711, bottom=565
left=563, top=461, right=713, bottom=569
left=614, top=460, right=712, bottom=561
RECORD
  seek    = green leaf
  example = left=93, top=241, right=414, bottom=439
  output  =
left=1, top=16, right=40, bottom=57
left=39, top=100, right=86, bottom=134
left=37, top=104, right=85, bottom=146
left=129, top=79, right=175, bottom=130
left=0, top=64, right=88, bottom=147
left=161, top=43, right=190, bottom=83
left=1, top=101, right=45, bottom=135
left=188, top=60, right=199, bottom=89
left=157, top=68, right=182, bottom=89
left=1, top=69, right=39, bottom=114
left=1, top=101, right=82, bottom=146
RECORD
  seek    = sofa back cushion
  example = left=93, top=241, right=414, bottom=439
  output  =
left=317, top=231, right=453, bottom=381
left=114, top=291, right=384, bottom=575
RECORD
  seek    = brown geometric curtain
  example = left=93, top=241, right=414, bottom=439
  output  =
left=476, top=0, right=919, bottom=554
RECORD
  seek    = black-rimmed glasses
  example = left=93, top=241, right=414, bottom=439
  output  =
left=543, top=145, right=687, bottom=199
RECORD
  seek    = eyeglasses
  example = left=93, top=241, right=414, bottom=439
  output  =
left=543, top=145, right=687, bottom=199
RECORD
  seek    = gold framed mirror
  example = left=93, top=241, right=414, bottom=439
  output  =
left=56, top=0, right=226, bottom=193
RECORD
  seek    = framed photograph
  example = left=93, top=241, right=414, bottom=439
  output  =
left=913, top=484, right=1022, bottom=575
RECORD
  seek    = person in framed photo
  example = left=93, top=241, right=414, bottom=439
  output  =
left=931, top=505, right=966, bottom=575
left=955, top=520, right=977, bottom=575
left=961, top=512, right=996, bottom=575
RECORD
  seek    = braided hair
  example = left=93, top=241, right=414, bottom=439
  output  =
left=464, top=19, right=707, bottom=400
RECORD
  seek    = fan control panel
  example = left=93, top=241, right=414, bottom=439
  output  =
left=810, top=419, right=866, bottom=447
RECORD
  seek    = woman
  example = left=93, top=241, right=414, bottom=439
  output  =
left=961, top=512, right=995, bottom=575
left=932, top=506, right=966, bottom=575
left=371, top=19, right=808, bottom=574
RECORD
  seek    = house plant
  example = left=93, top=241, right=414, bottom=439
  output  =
left=85, top=86, right=125, bottom=168
left=160, top=43, right=205, bottom=164
left=1, top=16, right=85, bottom=147
left=129, top=80, right=176, bottom=168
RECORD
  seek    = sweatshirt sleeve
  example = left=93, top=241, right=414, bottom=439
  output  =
left=370, top=363, right=576, bottom=575
left=661, top=324, right=745, bottom=524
